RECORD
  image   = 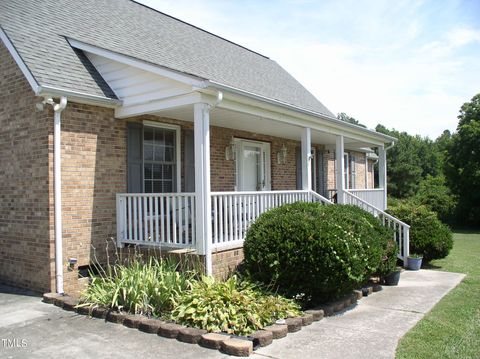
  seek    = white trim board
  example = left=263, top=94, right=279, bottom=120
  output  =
left=68, top=38, right=206, bottom=87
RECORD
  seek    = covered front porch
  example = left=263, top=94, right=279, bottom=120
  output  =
left=70, top=39, right=409, bottom=275
left=114, top=98, right=409, bottom=275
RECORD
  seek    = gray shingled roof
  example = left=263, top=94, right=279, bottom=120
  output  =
left=0, top=0, right=334, bottom=117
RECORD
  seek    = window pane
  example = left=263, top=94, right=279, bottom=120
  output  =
left=144, top=180, right=152, bottom=193
left=164, top=147, right=174, bottom=162
left=155, top=129, right=165, bottom=146
left=144, top=128, right=154, bottom=144
left=154, top=146, right=165, bottom=161
left=144, top=164, right=152, bottom=180
left=144, top=144, right=154, bottom=161
left=163, top=164, right=173, bottom=179
left=152, top=164, right=162, bottom=180
left=164, top=130, right=174, bottom=146
left=162, top=180, right=173, bottom=193
left=153, top=180, right=163, bottom=193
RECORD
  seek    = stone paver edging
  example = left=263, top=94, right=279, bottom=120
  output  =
left=41, top=282, right=383, bottom=357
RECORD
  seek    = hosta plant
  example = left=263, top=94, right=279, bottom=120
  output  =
left=171, top=276, right=301, bottom=335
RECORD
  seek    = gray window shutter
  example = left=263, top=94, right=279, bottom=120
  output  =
left=127, top=122, right=143, bottom=193
left=184, top=129, right=195, bottom=192
left=296, top=147, right=302, bottom=190
left=316, top=150, right=325, bottom=196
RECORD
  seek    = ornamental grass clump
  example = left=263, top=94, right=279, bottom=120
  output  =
left=243, top=202, right=393, bottom=305
left=80, top=256, right=196, bottom=317
left=171, top=275, right=301, bottom=335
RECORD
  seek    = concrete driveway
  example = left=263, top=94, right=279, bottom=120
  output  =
left=0, top=270, right=464, bottom=359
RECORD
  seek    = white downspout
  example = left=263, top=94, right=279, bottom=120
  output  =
left=53, top=97, right=67, bottom=294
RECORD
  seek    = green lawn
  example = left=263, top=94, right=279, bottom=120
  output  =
left=396, top=231, right=480, bottom=359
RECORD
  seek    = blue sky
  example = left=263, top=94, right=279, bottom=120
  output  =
left=138, top=0, right=480, bottom=138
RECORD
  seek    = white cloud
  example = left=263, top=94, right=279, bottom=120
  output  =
left=138, top=0, right=480, bottom=138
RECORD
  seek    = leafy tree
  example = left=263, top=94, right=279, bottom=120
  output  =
left=444, top=94, right=480, bottom=226
left=375, top=125, right=442, bottom=198
left=337, top=112, right=367, bottom=128
left=415, top=175, right=457, bottom=224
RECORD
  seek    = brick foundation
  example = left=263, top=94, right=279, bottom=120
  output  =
left=211, top=247, right=245, bottom=279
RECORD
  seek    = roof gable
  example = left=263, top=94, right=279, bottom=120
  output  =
left=0, top=0, right=334, bottom=117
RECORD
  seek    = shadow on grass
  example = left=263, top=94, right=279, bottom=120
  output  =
left=422, top=263, right=443, bottom=270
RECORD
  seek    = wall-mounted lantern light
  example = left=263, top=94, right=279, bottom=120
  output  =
left=277, top=143, right=288, bottom=164
left=225, top=137, right=236, bottom=161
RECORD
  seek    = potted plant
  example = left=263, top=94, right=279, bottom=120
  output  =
left=407, top=253, right=423, bottom=271
left=378, top=238, right=401, bottom=286
left=384, top=267, right=402, bottom=286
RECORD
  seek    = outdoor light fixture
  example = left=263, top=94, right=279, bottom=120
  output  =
left=225, top=137, right=236, bottom=161
left=277, top=143, right=288, bottom=164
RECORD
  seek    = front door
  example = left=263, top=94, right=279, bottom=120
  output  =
left=235, top=139, right=271, bottom=191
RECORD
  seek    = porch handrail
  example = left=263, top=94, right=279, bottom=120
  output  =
left=344, top=190, right=410, bottom=264
left=116, top=192, right=196, bottom=248
left=211, top=190, right=332, bottom=249
left=347, top=188, right=384, bottom=192
left=309, top=190, right=333, bottom=205
left=347, top=188, right=386, bottom=210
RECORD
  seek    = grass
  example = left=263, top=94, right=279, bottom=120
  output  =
left=396, top=231, right=480, bottom=359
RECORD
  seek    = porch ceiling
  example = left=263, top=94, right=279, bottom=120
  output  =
left=152, top=105, right=373, bottom=148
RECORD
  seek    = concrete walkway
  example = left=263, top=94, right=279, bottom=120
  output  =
left=0, top=270, right=464, bottom=359
left=256, top=270, right=465, bottom=359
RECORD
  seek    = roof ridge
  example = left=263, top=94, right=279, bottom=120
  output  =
left=130, top=0, right=270, bottom=60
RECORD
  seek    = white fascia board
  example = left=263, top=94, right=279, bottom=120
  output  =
left=0, top=26, right=40, bottom=94
left=205, top=81, right=396, bottom=144
left=215, top=96, right=387, bottom=146
left=67, top=38, right=206, bottom=88
left=39, top=85, right=121, bottom=107
left=115, top=92, right=213, bottom=118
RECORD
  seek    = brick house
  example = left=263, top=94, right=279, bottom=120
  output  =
left=0, top=0, right=409, bottom=295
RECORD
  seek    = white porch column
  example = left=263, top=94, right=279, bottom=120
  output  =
left=194, top=103, right=212, bottom=275
left=335, top=135, right=345, bottom=204
left=301, top=127, right=312, bottom=191
left=378, top=145, right=387, bottom=210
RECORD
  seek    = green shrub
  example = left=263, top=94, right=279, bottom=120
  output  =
left=171, top=276, right=301, bottom=335
left=243, top=202, right=393, bottom=305
left=80, top=256, right=196, bottom=316
left=375, top=237, right=399, bottom=277
left=387, top=201, right=453, bottom=262
left=415, top=175, right=457, bottom=224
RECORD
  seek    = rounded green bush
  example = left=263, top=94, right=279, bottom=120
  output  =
left=243, top=202, right=393, bottom=305
left=387, top=201, right=453, bottom=262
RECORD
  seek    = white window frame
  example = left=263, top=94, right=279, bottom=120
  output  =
left=142, top=120, right=181, bottom=193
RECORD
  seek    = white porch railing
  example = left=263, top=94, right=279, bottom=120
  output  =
left=344, top=191, right=410, bottom=264
left=211, top=190, right=331, bottom=249
left=116, top=190, right=409, bottom=265
left=347, top=188, right=385, bottom=210
left=116, top=193, right=196, bottom=248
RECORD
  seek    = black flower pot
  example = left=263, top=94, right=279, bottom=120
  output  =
left=384, top=270, right=401, bottom=286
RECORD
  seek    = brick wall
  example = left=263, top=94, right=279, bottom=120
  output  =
left=0, top=42, right=53, bottom=292
left=211, top=247, right=245, bottom=279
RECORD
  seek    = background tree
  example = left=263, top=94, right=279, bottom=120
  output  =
left=444, top=93, right=480, bottom=226
left=375, top=125, right=442, bottom=198
left=337, top=112, right=367, bottom=128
